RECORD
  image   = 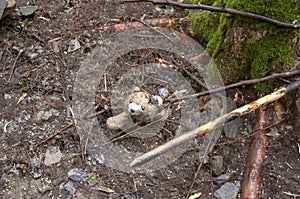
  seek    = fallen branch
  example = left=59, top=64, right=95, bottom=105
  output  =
left=169, top=69, right=300, bottom=102
left=130, top=80, right=300, bottom=167
left=98, top=17, right=178, bottom=32
left=121, top=0, right=300, bottom=29
left=241, top=107, right=269, bottom=198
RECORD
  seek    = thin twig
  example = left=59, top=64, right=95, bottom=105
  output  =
left=121, top=0, right=300, bottom=29
left=168, top=69, right=300, bottom=102
left=8, top=49, right=24, bottom=82
left=135, top=19, right=175, bottom=44
left=35, top=123, right=74, bottom=147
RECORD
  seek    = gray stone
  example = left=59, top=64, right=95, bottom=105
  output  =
left=19, top=5, right=38, bottom=16
left=68, top=168, right=88, bottom=182
left=37, top=108, right=59, bottom=121
left=68, top=39, right=81, bottom=52
left=37, top=184, right=52, bottom=194
left=64, top=182, right=76, bottom=194
left=44, top=146, right=62, bottom=166
left=52, top=177, right=63, bottom=186
left=212, top=171, right=237, bottom=184
left=158, top=87, right=169, bottom=98
left=214, top=182, right=239, bottom=199
left=33, top=168, right=43, bottom=179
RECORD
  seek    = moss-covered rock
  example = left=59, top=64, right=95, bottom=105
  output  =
left=188, top=0, right=299, bottom=92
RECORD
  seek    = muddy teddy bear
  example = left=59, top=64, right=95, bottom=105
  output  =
left=106, top=91, right=163, bottom=131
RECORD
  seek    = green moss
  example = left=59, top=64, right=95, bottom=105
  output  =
left=188, top=0, right=215, bottom=4
left=187, top=0, right=299, bottom=92
left=206, top=14, right=227, bottom=55
left=242, top=32, right=293, bottom=92
left=189, top=11, right=220, bottom=44
left=230, top=0, right=298, bottom=29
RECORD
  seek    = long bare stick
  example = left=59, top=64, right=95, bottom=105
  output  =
left=121, top=0, right=300, bottom=29
left=131, top=80, right=300, bottom=167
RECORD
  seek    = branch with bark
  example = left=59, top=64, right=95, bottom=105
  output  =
left=170, top=69, right=300, bottom=102
left=241, top=107, right=268, bottom=198
left=121, top=0, right=300, bottom=29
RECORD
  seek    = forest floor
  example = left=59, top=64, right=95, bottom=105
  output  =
left=0, top=0, right=299, bottom=198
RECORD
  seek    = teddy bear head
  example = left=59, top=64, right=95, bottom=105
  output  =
left=106, top=91, right=162, bottom=131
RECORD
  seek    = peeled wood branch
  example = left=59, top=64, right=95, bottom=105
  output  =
left=131, top=80, right=300, bottom=168
left=121, top=0, right=300, bottom=29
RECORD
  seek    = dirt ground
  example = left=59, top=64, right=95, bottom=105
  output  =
left=0, top=0, right=299, bottom=198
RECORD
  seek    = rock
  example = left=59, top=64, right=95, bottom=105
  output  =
left=68, top=168, right=88, bottom=182
left=0, top=0, right=16, bottom=20
left=19, top=5, right=38, bottom=16
left=212, top=171, right=237, bottom=184
left=37, top=110, right=51, bottom=121
left=33, top=168, right=43, bottom=179
left=68, top=39, right=81, bottom=52
left=37, top=108, right=59, bottom=121
left=37, top=184, right=52, bottom=194
left=214, top=182, right=240, bottom=199
left=52, top=177, right=64, bottom=186
left=44, top=146, right=62, bottom=166
left=50, top=108, right=60, bottom=116
left=211, top=155, right=223, bottom=176
left=30, top=156, right=40, bottom=167
left=64, top=182, right=77, bottom=194
left=1, top=173, right=10, bottom=183
left=4, top=93, right=12, bottom=99
left=158, top=87, right=169, bottom=98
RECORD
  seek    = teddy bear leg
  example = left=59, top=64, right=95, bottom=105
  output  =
left=106, top=112, right=132, bottom=130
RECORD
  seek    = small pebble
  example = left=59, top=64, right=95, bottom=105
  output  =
left=52, top=177, right=64, bottom=186
left=30, top=157, right=40, bottom=167
left=68, top=39, right=81, bottom=52
left=211, top=156, right=223, bottom=176
left=64, top=182, right=77, bottom=194
left=33, top=169, right=43, bottom=179
left=4, top=94, right=12, bottom=100
left=158, top=87, right=169, bottom=98
left=37, top=108, right=59, bottom=121
left=151, top=95, right=163, bottom=106
left=38, top=184, right=52, bottom=194
left=212, top=171, right=237, bottom=184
